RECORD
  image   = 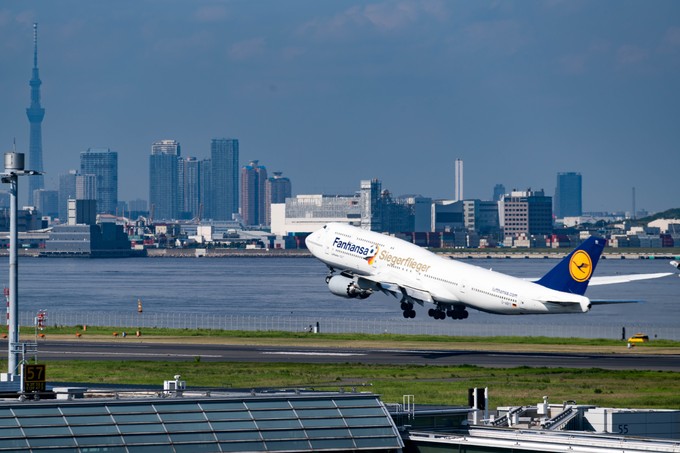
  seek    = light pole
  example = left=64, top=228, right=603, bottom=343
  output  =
left=2, top=152, right=40, bottom=379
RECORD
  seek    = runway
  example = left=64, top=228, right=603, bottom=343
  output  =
left=35, top=341, right=680, bottom=372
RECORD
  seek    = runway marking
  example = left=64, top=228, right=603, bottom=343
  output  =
left=262, top=352, right=366, bottom=357
left=488, top=354, right=583, bottom=360
left=41, top=351, right=222, bottom=358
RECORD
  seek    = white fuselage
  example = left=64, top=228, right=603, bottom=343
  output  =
left=306, top=223, right=591, bottom=315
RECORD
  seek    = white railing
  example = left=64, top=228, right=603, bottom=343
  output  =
left=19, top=311, right=680, bottom=341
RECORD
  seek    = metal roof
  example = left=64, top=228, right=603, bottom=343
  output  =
left=0, top=392, right=404, bottom=452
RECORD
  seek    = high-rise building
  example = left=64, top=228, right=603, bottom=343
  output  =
left=199, top=158, right=212, bottom=220
left=149, top=139, right=181, bottom=221
left=499, top=189, right=553, bottom=236
left=265, top=172, right=292, bottom=226
left=26, top=23, right=45, bottom=205
left=58, top=170, right=78, bottom=222
left=183, top=157, right=201, bottom=220
left=554, top=172, right=582, bottom=218
left=76, top=174, right=97, bottom=201
left=240, top=160, right=268, bottom=226
left=454, top=159, right=463, bottom=202
left=492, top=184, right=506, bottom=202
left=80, top=148, right=118, bottom=215
left=34, top=189, right=58, bottom=218
left=463, top=199, right=501, bottom=236
left=211, top=138, right=239, bottom=221
left=360, top=179, right=383, bottom=231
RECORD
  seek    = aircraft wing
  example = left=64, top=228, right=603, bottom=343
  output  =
left=588, top=272, right=672, bottom=286
left=357, top=274, right=435, bottom=303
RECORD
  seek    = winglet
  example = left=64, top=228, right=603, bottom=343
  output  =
left=536, top=236, right=606, bottom=295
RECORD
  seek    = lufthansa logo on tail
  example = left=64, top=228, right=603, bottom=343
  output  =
left=569, top=250, right=593, bottom=282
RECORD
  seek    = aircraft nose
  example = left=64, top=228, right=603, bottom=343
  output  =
left=305, top=227, right=324, bottom=253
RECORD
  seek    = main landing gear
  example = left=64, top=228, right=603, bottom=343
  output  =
left=400, top=301, right=416, bottom=318
left=428, top=306, right=469, bottom=320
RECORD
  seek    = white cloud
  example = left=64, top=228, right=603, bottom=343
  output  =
left=558, top=54, right=587, bottom=75
left=458, top=19, right=526, bottom=56
left=663, top=27, right=680, bottom=49
left=228, top=37, right=265, bottom=60
left=300, top=0, right=448, bottom=38
left=194, top=5, right=229, bottom=23
left=616, top=44, right=649, bottom=66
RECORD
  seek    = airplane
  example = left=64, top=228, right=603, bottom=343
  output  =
left=305, top=222, right=673, bottom=320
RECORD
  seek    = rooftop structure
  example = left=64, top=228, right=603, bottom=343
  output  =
left=0, top=388, right=403, bottom=452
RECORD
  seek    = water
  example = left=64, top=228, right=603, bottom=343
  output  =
left=3, top=255, right=679, bottom=337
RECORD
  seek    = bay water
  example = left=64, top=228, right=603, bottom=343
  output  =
left=3, top=255, right=678, bottom=338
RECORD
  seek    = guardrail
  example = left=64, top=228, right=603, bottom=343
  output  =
left=18, top=311, right=680, bottom=341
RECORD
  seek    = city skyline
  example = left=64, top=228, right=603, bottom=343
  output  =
left=1, top=1, right=679, bottom=213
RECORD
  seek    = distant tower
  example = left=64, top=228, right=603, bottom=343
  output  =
left=554, top=172, right=582, bottom=218
left=58, top=170, right=78, bottom=222
left=199, top=158, right=212, bottom=219
left=492, top=184, right=506, bottom=202
left=26, top=23, right=45, bottom=205
left=182, top=157, right=201, bottom=219
left=149, top=139, right=181, bottom=220
left=454, top=159, right=463, bottom=202
left=265, top=171, right=292, bottom=226
left=76, top=174, right=97, bottom=200
left=632, top=187, right=636, bottom=220
left=240, top=160, right=268, bottom=226
left=80, top=148, right=118, bottom=215
left=211, top=138, right=239, bottom=221
left=360, top=179, right=383, bottom=231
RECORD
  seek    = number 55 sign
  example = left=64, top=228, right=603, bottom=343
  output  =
left=23, top=364, right=46, bottom=392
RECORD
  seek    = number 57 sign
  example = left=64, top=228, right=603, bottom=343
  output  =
left=23, top=364, right=46, bottom=392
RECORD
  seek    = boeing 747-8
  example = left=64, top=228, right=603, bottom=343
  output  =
left=306, top=223, right=672, bottom=320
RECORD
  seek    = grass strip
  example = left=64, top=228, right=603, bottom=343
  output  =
left=7, top=360, right=677, bottom=409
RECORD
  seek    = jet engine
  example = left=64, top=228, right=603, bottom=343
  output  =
left=327, top=275, right=372, bottom=299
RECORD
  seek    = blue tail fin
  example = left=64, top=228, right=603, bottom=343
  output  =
left=536, top=236, right=606, bottom=295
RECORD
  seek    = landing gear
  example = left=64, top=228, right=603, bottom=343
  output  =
left=400, top=301, right=416, bottom=318
left=427, top=308, right=446, bottom=320
left=446, top=306, right=469, bottom=320
left=427, top=305, right=469, bottom=320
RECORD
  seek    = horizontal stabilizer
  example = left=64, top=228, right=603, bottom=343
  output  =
left=589, top=273, right=672, bottom=286
left=542, top=300, right=582, bottom=306
left=590, top=299, right=642, bottom=305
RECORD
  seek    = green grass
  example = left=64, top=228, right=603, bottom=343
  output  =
left=5, top=359, right=678, bottom=409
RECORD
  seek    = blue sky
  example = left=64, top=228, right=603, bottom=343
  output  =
left=1, top=1, right=679, bottom=213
